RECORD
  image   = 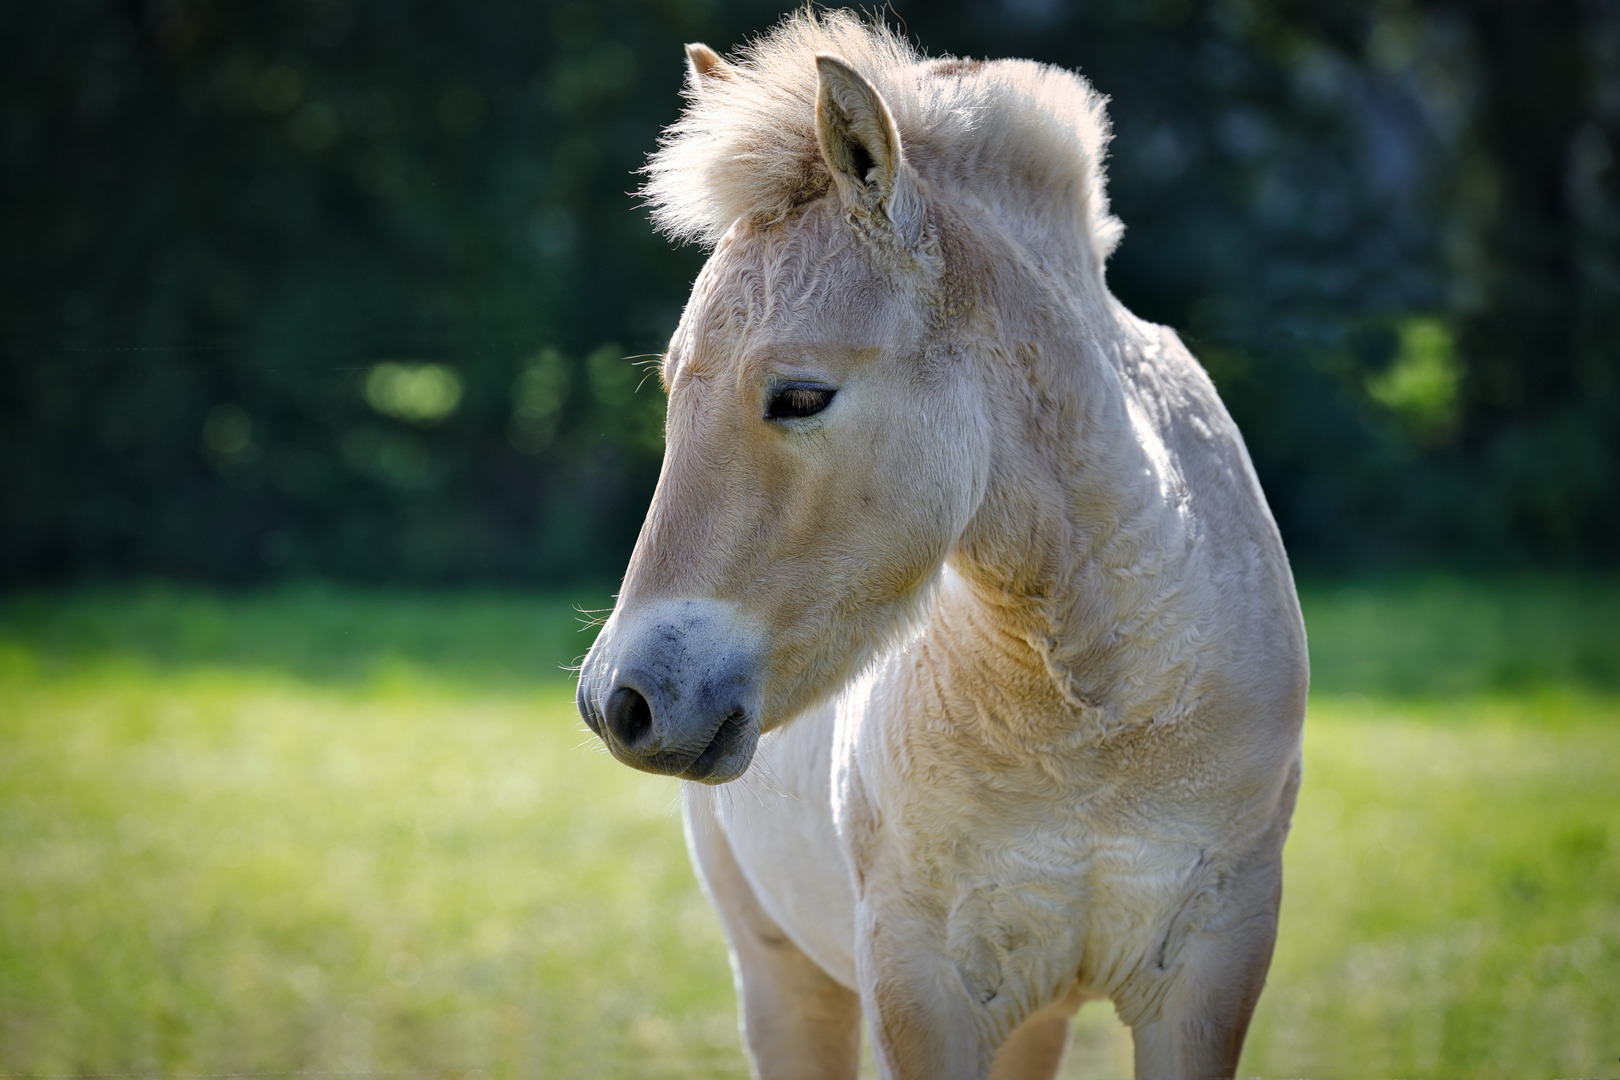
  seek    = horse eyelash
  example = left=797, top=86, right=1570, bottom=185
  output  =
left=766, top=385, right=836, bottom=420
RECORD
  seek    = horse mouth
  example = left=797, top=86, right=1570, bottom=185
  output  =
left=607, top=708, right=756, bottom=784
left=677, top=710, right=756, bottom=784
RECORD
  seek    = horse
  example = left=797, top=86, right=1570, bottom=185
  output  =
left=575, top=12, right=1308, bottom=1079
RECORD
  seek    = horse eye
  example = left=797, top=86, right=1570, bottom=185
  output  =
left=765, top=384, right=836, bottom=421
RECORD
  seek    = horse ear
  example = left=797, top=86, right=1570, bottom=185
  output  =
left=814, top=53, right=923, bottom=247
left=684, top=43, right=731, bottom=97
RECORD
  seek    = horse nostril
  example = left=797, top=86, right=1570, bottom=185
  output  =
left=604, top=685, right=654, bottom=749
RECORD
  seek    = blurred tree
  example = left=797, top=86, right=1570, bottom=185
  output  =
left=904, top=0, right=1619, bottom=563
left=1447, top=0, right=1618, bottom=556
left=0, top=0, right=1614, bottom=586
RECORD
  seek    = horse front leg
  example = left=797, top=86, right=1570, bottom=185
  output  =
left=1125, top=893, right=1276, bottom=1080
left=856, top=899, right=1033, bottom=1080
left=857, top=938, right=1088, bottom=1080
left=1124, top=845, right=1287, bottom=1078
left=685, top=786, right=862, bottom=1080
left=1125, top=758, right=1298, bottom=1080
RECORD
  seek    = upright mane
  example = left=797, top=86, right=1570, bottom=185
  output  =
left=642, top=9, right=1123, bottom=265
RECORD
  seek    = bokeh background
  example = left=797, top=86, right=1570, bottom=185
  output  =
left=2, top=1, right=1617, bottom=1078
left=5, top=0, right=1618, bottom=582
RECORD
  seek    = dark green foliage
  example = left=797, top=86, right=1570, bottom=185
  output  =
left=2, top=0, right=1615, bottom=585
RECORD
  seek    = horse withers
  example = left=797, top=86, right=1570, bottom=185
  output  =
left=575, top=13, right=1308, bottom=1079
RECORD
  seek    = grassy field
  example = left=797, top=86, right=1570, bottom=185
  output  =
left=0, top=579, right=1616, bottom=1079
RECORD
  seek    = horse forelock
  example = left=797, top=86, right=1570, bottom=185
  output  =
left=641, top=9, right=1122, bottom=266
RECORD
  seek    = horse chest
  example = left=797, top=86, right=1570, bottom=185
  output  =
left=835, top=709, right=1201, bottom=1011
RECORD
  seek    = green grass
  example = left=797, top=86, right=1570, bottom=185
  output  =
left=0, top=580, right=1617, bottom=1079
left=1298, top=575, right=1620, bottom=698
left=1251, top=695, right=1619, bottom=1079
left=0, top=583, right=606, bottom=688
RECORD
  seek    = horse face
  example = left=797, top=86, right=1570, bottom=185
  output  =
left=577, top=208, right=985, bottom=783
left=578, top=50, right=987, bottom=782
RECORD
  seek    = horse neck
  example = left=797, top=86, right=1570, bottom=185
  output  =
left=938, top=280, right=1196, bottom=733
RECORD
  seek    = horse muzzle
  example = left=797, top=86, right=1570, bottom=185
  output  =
left=576, top=598, right=763, bottom=784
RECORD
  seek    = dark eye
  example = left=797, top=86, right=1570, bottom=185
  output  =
left=765, top=383, right=836, bottom=421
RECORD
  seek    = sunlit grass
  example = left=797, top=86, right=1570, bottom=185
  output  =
left=1248, top=693, right=1620, bottom=1080
left=0, top=656, right=734, bottom=1077
left=0, top=583, right=1616, bottom=1078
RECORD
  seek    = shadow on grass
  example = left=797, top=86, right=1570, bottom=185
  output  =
left=0, top=581, right=615, bottom=689
left=1297, top=573, right=1620, bottom=699
left=4, top=574, right=1618, bottom=698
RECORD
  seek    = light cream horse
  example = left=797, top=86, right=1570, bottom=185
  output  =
left=575, top=12, right=1308, bottom=1079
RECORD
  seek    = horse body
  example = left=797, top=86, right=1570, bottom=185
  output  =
left=577, top=14, right=1306, bottom=1078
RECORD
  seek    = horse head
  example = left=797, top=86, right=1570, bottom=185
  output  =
left=576, top=53, right=999, bottom=782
